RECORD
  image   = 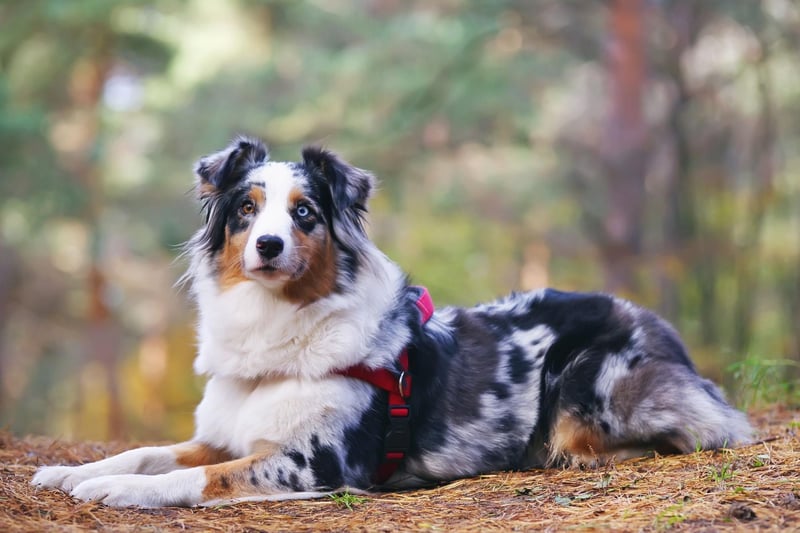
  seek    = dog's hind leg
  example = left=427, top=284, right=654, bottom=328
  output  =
left=545, top=355, right=753, bottom=467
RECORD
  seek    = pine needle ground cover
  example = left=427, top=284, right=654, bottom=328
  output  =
left=2, top=406, right=798, bottom=532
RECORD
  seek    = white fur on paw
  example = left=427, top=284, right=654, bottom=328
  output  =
left=71, top=475, right=157, bottom=508
left=32, top=465, right=94, bottom=492
left=71, top=471, right=204, bottom=508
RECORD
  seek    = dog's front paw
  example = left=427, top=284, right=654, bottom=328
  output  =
left=32, top=465, right=95, bottom=492
left=71, top=471, right=203, bottom=508
left=70, top=475, right=142, bottom=507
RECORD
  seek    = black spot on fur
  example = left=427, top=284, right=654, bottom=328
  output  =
left=287, top=450, right=307, bottom=469
left=288, top=472, right=303, bottom=491
left=219, top=475, right=230, bottom=489
left=336, top=247, right=360, bottom=285
left=507, top=345, right=533, bottom=384
left=276, top=468, right=288, bottom=487
left=495, top=413, right=518, bottom=433
left=309, top=437, right=343, bottom=490
left=628, top=354, right=643, bottom=369
left=482, top=313, right=513, bottom=338
left=343, top=392, right=385, bottom=479
left=600, top=421, right=611, bottom=434
left=490, top=382, right=511, bottom=400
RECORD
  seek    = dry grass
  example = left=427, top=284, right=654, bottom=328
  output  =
left=3, top=405, right=799, bottom=532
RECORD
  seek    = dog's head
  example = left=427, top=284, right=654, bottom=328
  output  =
left=190, top=136, right=374, bottom=304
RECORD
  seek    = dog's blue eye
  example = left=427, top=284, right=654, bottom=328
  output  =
left=296, top=205, right=310, bottom=218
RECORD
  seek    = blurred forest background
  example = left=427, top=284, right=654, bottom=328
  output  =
left=1, top=0, right=799, bottom=442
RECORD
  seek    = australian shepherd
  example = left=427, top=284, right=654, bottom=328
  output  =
left=33, top=136, right=753, bottom=507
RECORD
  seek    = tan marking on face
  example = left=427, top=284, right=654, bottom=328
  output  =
left=250, top=185, right=266, bottom=206
left=278, top=187, right=338, bottom=305
left=283, top=228, right=338, bottom=306
left=200, top=446, right=279, bottom=501
left=548, top=412, right=607, bottom=465
left=216, top=187, right=265, bottom=290
left=218, top=227, right=251, bottom=290
left=288, top=187, right=305, bottom=207
left=173, top=442, right=232, bottom=468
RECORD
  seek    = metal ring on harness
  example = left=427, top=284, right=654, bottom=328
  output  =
left=398, top=371, right=409, bottom=400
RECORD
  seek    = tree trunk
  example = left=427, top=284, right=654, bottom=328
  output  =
left=0, top=237, right=20, bottom=417
left=601, top=0, right=648, bottom=294
left=67, top=48, right=124, bottom=439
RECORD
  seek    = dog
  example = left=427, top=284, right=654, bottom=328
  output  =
left=32, top=136, right=753, bottom=508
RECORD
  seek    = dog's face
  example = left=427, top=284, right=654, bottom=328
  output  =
left=191, top=137, right=374, bottom=304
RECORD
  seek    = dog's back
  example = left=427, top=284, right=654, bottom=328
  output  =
left=384, top=287, right=752, bottom=486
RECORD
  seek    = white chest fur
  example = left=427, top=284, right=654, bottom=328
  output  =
left=190, top=250, right=406, bottom=380
left=186, top=247, right=408, bottom=456
left=193, top=375, right=371, bottom=457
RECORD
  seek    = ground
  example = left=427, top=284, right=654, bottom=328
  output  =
left=2, top=405, right=799, bottom=532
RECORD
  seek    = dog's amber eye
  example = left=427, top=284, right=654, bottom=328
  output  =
left=240, top=199, right=255, bottom=215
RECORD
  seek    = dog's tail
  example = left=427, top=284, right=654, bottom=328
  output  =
left=605, top=304, right=755, bottom=454
left=656, top=369, right=754, bottom=452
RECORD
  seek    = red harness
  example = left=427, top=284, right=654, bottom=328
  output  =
left=335, top=286, right=434, bottom=484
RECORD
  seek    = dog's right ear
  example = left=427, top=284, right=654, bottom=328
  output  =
left=194, top=136, right=268, bottom=197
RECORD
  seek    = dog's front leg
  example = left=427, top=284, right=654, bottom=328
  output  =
left=69, top=446, right=337, bottom=508
left=32, top=441, right=231, bottom=493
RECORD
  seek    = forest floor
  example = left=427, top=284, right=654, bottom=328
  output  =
left=2, top=405, right=799, bottom=532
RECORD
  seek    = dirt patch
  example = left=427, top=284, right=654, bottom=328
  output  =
left=3, top=406, right=799, bottom=532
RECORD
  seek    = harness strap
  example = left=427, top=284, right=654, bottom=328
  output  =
left=335, top=286, right=433, bottom=484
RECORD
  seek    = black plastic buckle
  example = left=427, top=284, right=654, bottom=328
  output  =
left=384, top=405, right=411, bottom=460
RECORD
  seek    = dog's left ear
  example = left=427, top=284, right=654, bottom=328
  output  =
left=301, top=146, right=374, bottom=214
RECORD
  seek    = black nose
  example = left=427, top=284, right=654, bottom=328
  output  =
left=255, top=235, right=284, bottom=259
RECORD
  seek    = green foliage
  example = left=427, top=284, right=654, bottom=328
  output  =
left=707, top=462, right=735, bottom=486
left=595, top=473, right=613, bottom=490
left=728, top=357, right=800, bottom=409
left=328, top=491, right=367, bottom=511
left=1, top=0, right=800, bottom=440
left=653, top=503, right=688, bottom=530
